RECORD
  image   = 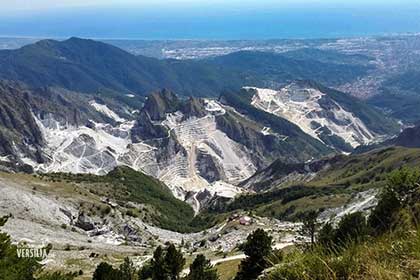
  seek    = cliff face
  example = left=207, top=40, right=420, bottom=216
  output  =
left=0, top=81, right=44, bottom=163
left=141, top=89, right=181, bottom=121
left=0, top=80, right=124, bottom=168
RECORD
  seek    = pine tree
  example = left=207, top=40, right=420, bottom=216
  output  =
left=119, top=257, right=137, bottom=280
left=299, top=210, right=319, bottom=246
left=235, top=229, right=272, bottom=280
left=369, top=168, right=420, bottom=234
left=164, top=244, right=185, bottom=280
left=138, top=262, right=153, bottom=280
left=187, top=254, right=218, bottom=280
left=93, top=262, right=118, bottom=280
left=151, top=246, right=168, bottom=280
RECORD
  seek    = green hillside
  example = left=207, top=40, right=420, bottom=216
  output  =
left=46, top=166, right=212, bottom=233
left=263, top=167, right=420, bottom=280
left=221, top=147, right=420, bottom=221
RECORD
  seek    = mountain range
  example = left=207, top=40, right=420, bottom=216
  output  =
left=1, top=35, right=420, bottom=280
left=0, top=37, right=371, bottom=99
left=0, top=37, right=413, bottom=214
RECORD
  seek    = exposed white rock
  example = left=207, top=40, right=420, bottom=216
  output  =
left=261, top=127, right=272, bottom=136
left=89, top=100, right=126, bottom=122
left=207, top=181, right=243, bottom=198
left=0, top=155, right=11, bottom=162
left=162, top=113, right=256, bottom=196
left=32, top=101, right=255, bottom=210
left=0, top=179, right=74, bottom=228
left=318, top=189, right=378, bottom=224
left=34, top=116, right=134, bottom=175
left=204, top=99, right=226, bottom=115
left=245, top=84, right=376, bottom=148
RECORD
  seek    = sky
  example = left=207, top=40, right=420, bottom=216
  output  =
left=0, top=0, right=420, bottom=39
left=0, top=0, right=414, bottom=12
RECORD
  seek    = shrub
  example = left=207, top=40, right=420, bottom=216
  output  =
left=317, top=222, right=335, bottom=249
left=369, top=168, right=420, bottom=234
left=335, top=212, right=368, bottom=245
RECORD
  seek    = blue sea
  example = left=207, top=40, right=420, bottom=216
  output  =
left=1, top=2, right=420, bottom=40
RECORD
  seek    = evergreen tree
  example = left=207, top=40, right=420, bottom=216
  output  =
left=119, top=257, right=137, bottom=280
left=0, top=216, right=39, bottom=280
left=164, top=244, right=185, bottom=280
left=187, top=254, right=218, bottom=280
left=235, top=228, right=272, bottom=280
left=151, top=246, right=168, bottom=280
left=299, top=210, right=319, bottom=246
left=138, top=262, right=153, bottom=280
left=93, top=262, right=118, bottom=280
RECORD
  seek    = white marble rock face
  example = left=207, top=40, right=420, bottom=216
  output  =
left=245, top=83, right=377, bottom=148
left=32, top=99, right=255, bottom=211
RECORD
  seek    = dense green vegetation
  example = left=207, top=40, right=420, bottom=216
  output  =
left=369, top=70, right=420, bottom=123
left=186, top=254, right=219, bottom=280
left=224, top=185, right=346, bottom=214
left=280, top=48, right=373, bottom=66
left=208, top=50, right=370, bottom=87
left=94, top=243, right=218, bottom=280
left=235, top=229, right=273, bottom=280
left=217, top=147, right=420, bottom=222
left=262, top=167, right=420, bottom=280
left=45, top=166, right=220, bottom=233
left=310, top=147, right=420, bottom=188
left=93, top=258, right=138, bottom=280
